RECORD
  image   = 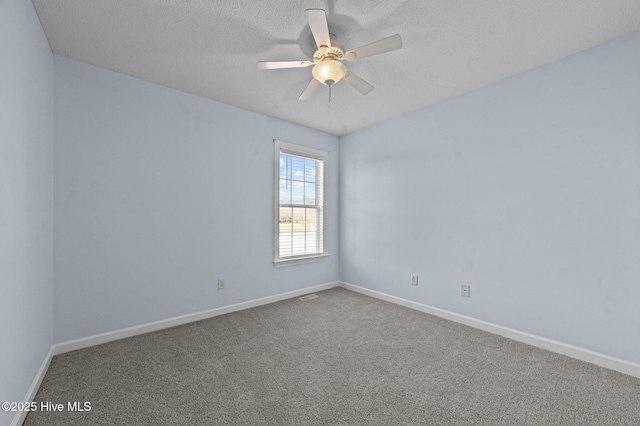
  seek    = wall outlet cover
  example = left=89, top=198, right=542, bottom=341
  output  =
left=461, top=284, right=470, bottom=297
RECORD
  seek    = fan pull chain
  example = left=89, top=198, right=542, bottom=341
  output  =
left=328, top=85, right=332, bottom=107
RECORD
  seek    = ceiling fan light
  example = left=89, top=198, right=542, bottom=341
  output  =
left=312, top=60, right=346, bottom=85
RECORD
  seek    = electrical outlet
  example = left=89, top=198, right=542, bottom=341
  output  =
left=218, top=278, right=225, bottom=290
left=411, top=275, right=419, bottom=286
left=460, top=284, right=470, bottom=297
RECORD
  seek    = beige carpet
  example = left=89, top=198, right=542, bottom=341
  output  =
left=25, top=287, right=640, bottom=425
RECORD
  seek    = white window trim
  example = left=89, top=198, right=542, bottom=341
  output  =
left=273, top=140, right=329, bottom=267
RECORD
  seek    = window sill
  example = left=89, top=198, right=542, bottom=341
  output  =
left=273, top=254, right=329, bottom=268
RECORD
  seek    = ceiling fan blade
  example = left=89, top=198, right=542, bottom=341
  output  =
left=299, top=78, right=321, bottom=100
left=305, top=9, right=331, bottom=49
left=343, top=70, right=374, bottom=95
left=257, top=60, right=313, bottom=70
left=345, top=34, right=402, bottom=61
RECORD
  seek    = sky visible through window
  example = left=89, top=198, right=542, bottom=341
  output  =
left=279, top=154, right=317, bottom=206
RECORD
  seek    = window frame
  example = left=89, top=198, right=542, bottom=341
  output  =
left=273, top=140, right=329, bottom=267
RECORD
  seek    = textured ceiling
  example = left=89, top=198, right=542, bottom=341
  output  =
left=32, top=0, right=640, bottom=136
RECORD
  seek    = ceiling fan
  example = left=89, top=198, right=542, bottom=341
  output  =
left=257, top=9, right=402, bottom=100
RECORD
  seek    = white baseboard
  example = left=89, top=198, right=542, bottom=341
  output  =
left=339, top=281, right=640, bottom=379
left=11, top=346, right=54, bottom=426
left=53, top=281, right=339, bottom=356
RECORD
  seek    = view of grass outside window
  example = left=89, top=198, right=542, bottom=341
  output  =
left=274, top=141, right=327, bottom=264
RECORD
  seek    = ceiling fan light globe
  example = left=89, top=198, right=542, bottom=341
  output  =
left=312, top=60, right=346, bottom=85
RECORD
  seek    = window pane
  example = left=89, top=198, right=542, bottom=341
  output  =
left=291, top=181, right=304, bottom=205
left=279, top=181, right=291, bottom=204
left=279, top=154, right=288, bottom=179
left=290, top=207, right=305, bottom=255
left=291, top=156, right=305, bottom=182
left=304, top=182, right=316, bottom=206
left=278, top=206, right=293, bottom=257
left=305, top=158, right=316, bottom=182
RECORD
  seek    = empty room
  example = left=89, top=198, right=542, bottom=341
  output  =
left=2, top=0, right=640, bottom=425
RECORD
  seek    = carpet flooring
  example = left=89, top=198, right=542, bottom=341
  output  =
left=25, top=287, right=640, bottom=425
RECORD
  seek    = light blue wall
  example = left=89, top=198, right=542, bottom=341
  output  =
left=0, top=0, right=54, bottom=424
left=340, top=32, right=640, bottom=364
left=53, top=57, right=340, bottom=343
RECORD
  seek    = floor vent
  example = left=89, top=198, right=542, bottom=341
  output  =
left=299, top=294, right=319, bottom=301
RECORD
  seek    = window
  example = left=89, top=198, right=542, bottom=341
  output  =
left=274, top=140, right=328, bottom=266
